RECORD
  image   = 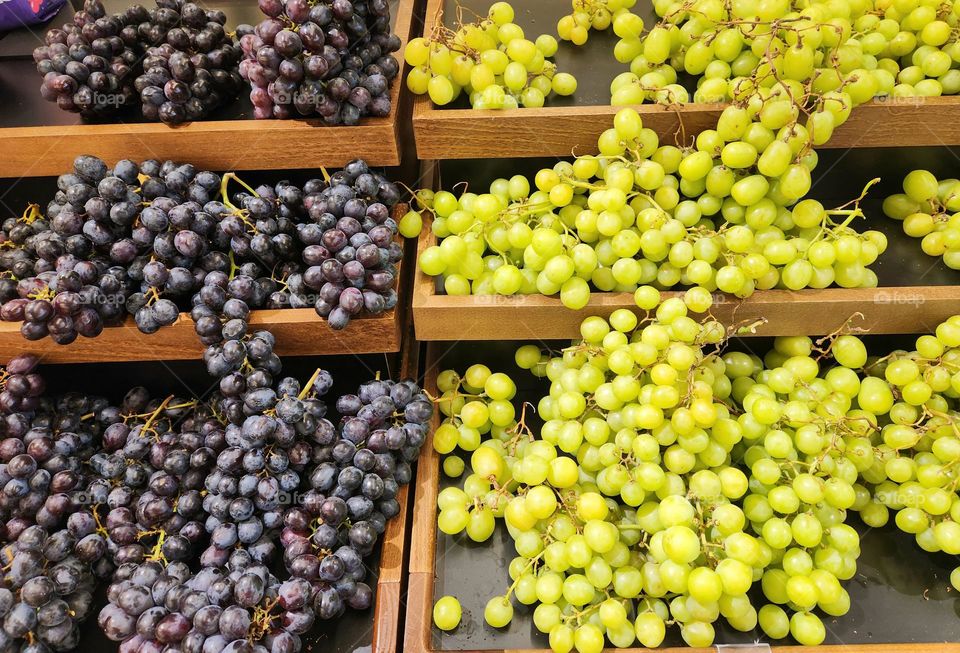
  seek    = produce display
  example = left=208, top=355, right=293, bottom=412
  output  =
left=31, top=0, right=401, bottom=123
left=7, top=0, right=960, bottom=651
left=884, top=168, right=960, bottom=270
left=0, top=346, right=431, bottom=653
left=415, top=107, right=886, bottom=305
left=0, top=156, right=407, bottom=348
left=430, top=291, right=960, bottom=649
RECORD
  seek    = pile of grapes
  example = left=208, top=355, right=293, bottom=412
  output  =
left=404, top=2, right=578, bottom=109
left=415, top=107, right=886, bottom=307
left=429, top=289, right=960, bottom=650
left=884, top=168, right=960, bottom=270
left=33, top=0, right=243, bottom=124
left=33, top=0, right=401, bottom=124
left=0, top=155, right=413, bottom=348
left=240, top=0, right=402, bottom=122
left=0, top=343, right=432, bottom=653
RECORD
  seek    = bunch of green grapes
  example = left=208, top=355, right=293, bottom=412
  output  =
left=556, top=0, right=640, bottom=46
left=608, top=0, right=960, bottom=110
left=838, top=318, right=960, bottom=589
left=404, top=1, right=578, bottom=109
left=883, top=168, right=960, bottom=269
left=429, top=289, right=925, bottom=649
left=416, top=107, right=886, bottom=309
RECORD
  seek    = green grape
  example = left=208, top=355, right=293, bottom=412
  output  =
left=484, top=596, right=514, bottom=627
left=433, top=596, right=463, bottom=631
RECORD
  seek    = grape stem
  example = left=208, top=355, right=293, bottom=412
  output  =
left=297, top=367, right=326, bottom=401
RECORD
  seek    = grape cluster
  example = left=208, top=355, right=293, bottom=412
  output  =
left=133, top=0, right=245, bottom=124
left=884, top=168, right=960, bottom=270
left=0, top=333, right=431, bottom=653
left=428, top=289, right=960, bottom=649
left=239, top=0, right=401, bottom=122
left=404, top=2, right=577, bottom=109
left=0, top=522, right=105, bottom=653
left=416, top=107, right=886, bottom=308
left=557, top=0, right=638, bottom=47
left=0, top=156, right=409, bottom=350
left=33, top=0, right=146, bottom=118
left=0, top=355, right=108, bottom=535
left=100, top=556, right=318, bottom=653
left=33, top=0, right=244, bottom=124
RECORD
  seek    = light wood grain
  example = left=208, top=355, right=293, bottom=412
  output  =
left=0, top=307, right=403, bottom=364
left=411, top=0, right=960, bottom=159
left=411, top=212, right=960, bottom=340
left=0, top=0, right=418, bottom=178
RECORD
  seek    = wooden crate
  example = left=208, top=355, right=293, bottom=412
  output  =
left=0, top=204, right=415, bottom=364
left=412, top=211, right=960, bottom=342
left=0, top=0, right=417, bottom=177
left=411, top=0, right=960, bottom=160
left=403, top=342, right=960, bottom=653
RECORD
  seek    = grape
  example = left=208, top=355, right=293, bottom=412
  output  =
left=132, top=1, right=244, bottom=124
left=34, top=0, right=244, bottom=124
left=432, top=596, right=462, bottom=631
left=430, top=292, right=960, bottom=650
left=884, top=170, right=960, bottom=270
left=0, top=156, right=412, bottom=350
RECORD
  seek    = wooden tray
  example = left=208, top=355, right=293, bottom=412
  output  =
left=0, top=0, right=416, bottom=177
left=411, top=0, right=960, bottom=160
left=411, top=154, right=960, bottom=340
left=403, top=341, right=960, bottom=653
left=0, top=203, right=415, bottom=364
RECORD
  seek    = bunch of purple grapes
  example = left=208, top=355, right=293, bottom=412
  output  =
left=0, top=522, right=105, bottom=653
left=133, top=0, right=245, bottom=124
left=238, top=0, right=401, bottom=122
left=33, top=0, right=244, bottom=124
left=33, top=0, right=146, bottom=118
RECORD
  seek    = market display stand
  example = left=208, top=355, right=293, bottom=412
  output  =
left=0, top=0, right=416, bottom=176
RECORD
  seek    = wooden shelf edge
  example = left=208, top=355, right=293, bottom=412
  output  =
left=412, top=96, right=960, bottom=159
left=412, top=286, right=960, bottom=339
left=0, top=307, right=403, bottom=363
left=371, top=304, right=421, bottom=653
